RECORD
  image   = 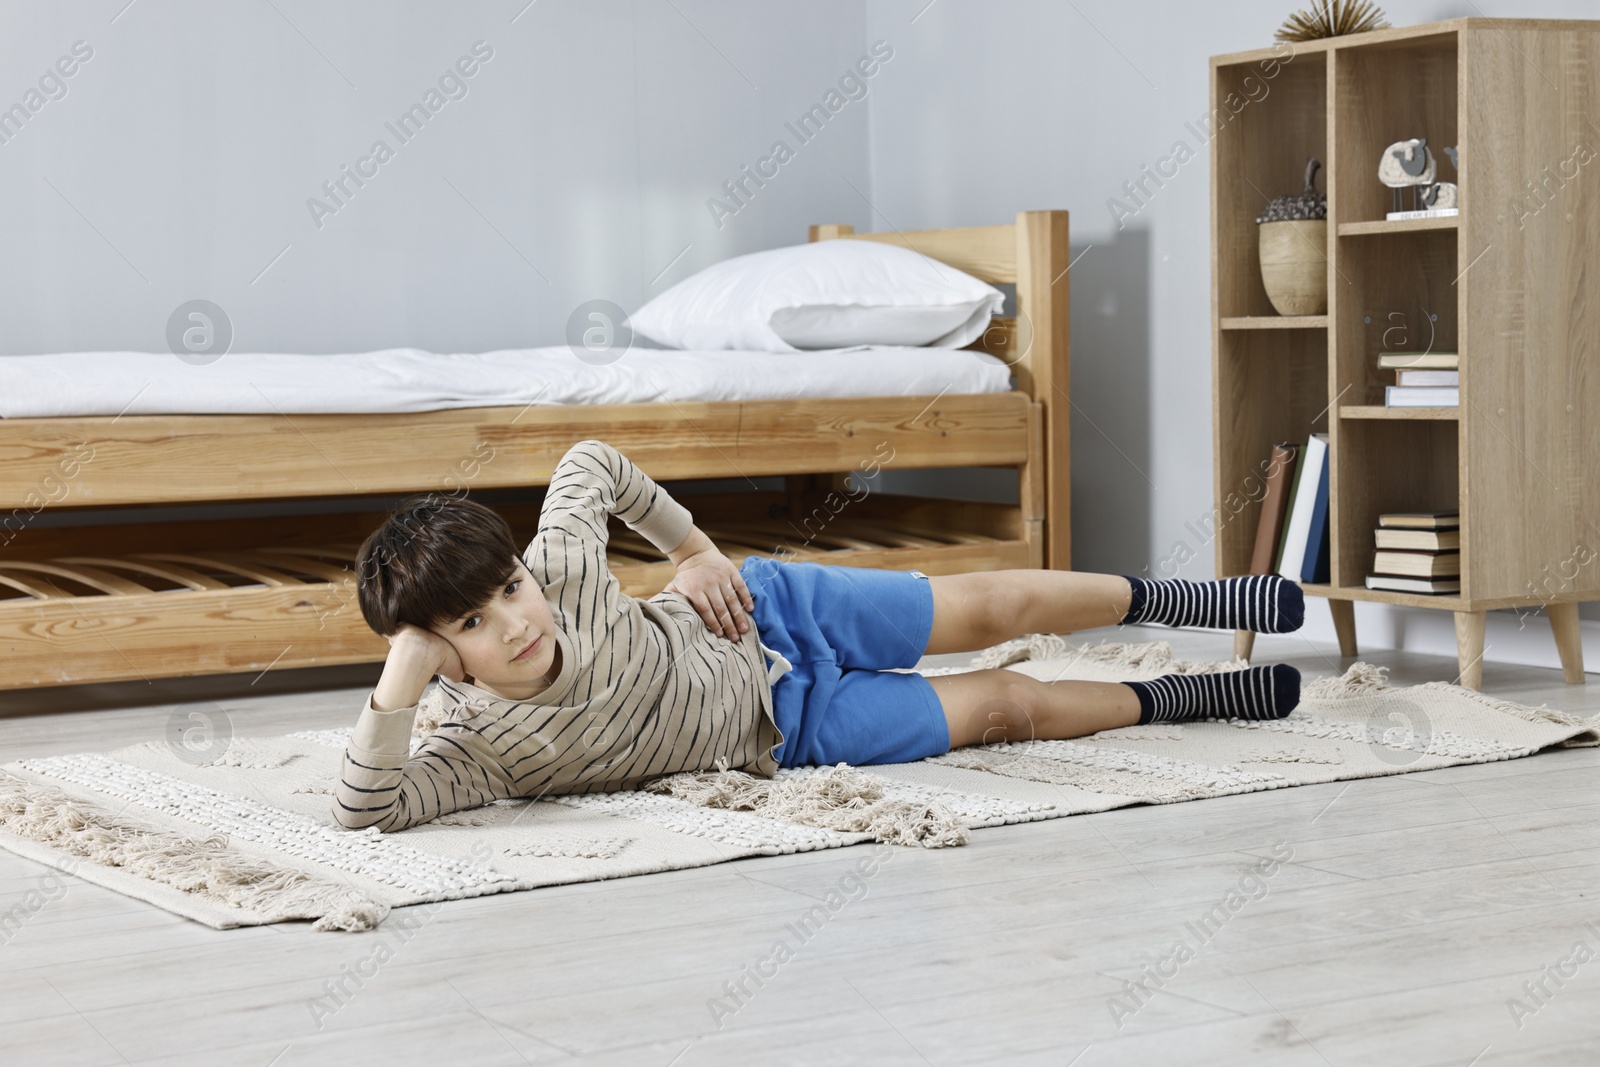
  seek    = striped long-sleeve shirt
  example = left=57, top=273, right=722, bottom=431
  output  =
left=334, top=439, right=786, bottom=833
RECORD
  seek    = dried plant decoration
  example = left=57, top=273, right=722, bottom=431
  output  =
left=1256, top=157, right=1328, bottom=223
left=1275, top=0, right=1391, bottom=42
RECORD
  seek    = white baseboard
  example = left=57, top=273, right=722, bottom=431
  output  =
left=1295, top=599, right=1599, bottom=676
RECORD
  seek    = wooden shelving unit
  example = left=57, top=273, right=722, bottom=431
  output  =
left=1210, top=18, right=1600, bottom=690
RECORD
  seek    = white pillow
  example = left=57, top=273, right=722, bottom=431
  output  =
left=630, top=239, right=1005, bottom=352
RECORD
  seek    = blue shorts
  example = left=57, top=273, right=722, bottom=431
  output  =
left=738, top=557, right=950, bottom=768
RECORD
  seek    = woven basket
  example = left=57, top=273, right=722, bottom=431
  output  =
left=1259, top=219, right=1327, bottom=315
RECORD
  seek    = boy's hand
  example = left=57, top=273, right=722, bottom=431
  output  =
left=663, top=546, right=755, bottom=642
left=386, top=622, right=470, bottom=683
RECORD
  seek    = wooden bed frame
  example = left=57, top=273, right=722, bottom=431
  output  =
left=0, top=211, right=1071, bottom=690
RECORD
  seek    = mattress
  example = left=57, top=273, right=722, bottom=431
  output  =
left=0, top=345, right=1013, bottom=418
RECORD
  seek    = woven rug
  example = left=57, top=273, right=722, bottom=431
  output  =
left=1, top=637, right=1594, bottom=932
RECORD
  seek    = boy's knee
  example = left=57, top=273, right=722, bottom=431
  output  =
left=947, top=579, right=1024, bottom=646
left=975, top=674, right=1042, bottom=744
left=971, top=578, right=1029, bottom=644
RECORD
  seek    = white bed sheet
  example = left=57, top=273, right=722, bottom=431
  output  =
left=0, top=346, right=1013, bottom=418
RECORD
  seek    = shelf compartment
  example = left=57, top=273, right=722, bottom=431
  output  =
left=1332, top=32, right=1458, bottom=227
left=1214, top=49, right=1328, bottom=319
left=1338, top=216, right=1458, bottom=236
left=1331, top=418, right=1459, bottom=592
left=1220, top=316, right=1329, bottom=330
left=1333, top=228, right=1459, bottom=408
left=1213, top=329, right=1329, bottom=578
left=1340, top=405, right=1459, bottom=420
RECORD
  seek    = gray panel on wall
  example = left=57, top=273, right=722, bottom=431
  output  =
left=0, top=0, right=876, bottom=356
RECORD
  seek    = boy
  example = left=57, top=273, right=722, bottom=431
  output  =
left=338, top=439, right=1305, bottom=833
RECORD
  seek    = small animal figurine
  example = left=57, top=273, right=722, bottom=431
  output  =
left=1443, top=145, right=1459, bottom=171
left=1378, top=138, right=1437, bottom=212
left=1422, top=182, right=1459, bottom=210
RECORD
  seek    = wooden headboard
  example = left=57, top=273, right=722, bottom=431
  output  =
left=810, top=210, right=1071, bottom=568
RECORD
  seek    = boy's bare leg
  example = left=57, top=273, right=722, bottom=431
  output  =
left=924, top=570, right=1131, bottom=656
left=927, top=668, right=1140, bottom=748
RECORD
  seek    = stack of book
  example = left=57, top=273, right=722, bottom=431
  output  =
left=1380, top=351, right=1459, bottom=407
left=1245, top=434, right=1330, bottom=585
left=1365, top=511, right=1461, bottom=594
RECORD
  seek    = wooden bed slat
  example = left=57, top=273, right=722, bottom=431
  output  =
left=59, top=557, right=232, bottom=591
left=828, top=520, right=950, bottom=549
left=220, top=552, right=355, bottom=584
left=265, top=545, right=361, bottom=564
left=0, top=561, right=150, bottom=596
left=715, top=518, right=882, bottom=553
left=130, top=553, right=301, bottom=587
left=0, top=570, right=68, bottom=599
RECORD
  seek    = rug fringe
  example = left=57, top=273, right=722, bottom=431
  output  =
left=0, top=772, right=388, bottom=932
left=1414, top=682, right=1600, bottom=732
left=642, top=761, right=968, bottom=849
left=1303, top=661, right=1393, bottom=698
left=968, top=633, right=1071, bottom=669
left=412, top=685, right=451, bottom=738
left=1299, top=663, right=1600, bottom=735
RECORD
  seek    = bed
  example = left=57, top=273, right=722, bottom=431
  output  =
left=0, top=211, right=1071, bottom=690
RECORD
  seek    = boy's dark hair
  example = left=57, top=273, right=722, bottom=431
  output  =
left=355, top=492, right=522, bottom=636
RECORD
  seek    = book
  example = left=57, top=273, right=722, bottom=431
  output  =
left=1385, top=208, right=1460, bottom=220
left=1373, top=549, right=1461, bottom=577
left=1300, top=442, right=1331, bottom=584
left=1386, top=385, right=1459, bottom=406
left=1365, top=574, right=1461, bottom=594
left=1249, top=443, right=1300, bottom=576
left=1273, top=440, right=1310, bottom=573
left=1277, top=433, right=1328, bottom=582
left=1395, top=369, right=1459, bottom=387
left=1375, top=527, right=1460, bottom=551
left=1379, top=511, right=1459, bottom=529
left=1377, top=352, right=1459, bottom=370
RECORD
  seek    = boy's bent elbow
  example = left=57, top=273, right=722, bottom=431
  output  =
left=333, top=803, right=394, bottom=833
left=333, top=799, right=437, bottom=834
left=567, top=438, right=618, bottom=463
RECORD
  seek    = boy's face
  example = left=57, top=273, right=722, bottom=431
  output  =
left=431, top=558, right=561, bottom=700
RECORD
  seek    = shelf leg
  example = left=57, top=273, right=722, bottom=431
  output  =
left=1328, top=599, right=1358, bottom=657
left=1233, top=629, right=1255, bottom=662
left=1547, top=602, right=1587, bottom=685
left=1453, top=610, right=1488, bottom=691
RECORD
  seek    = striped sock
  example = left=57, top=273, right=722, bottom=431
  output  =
left=1124, top=665, right=1301, bottom=724
left=1120, top=575, right=1304, bottom=634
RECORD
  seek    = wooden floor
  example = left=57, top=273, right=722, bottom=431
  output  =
left=1, top=624, right=1596, bottom=1066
